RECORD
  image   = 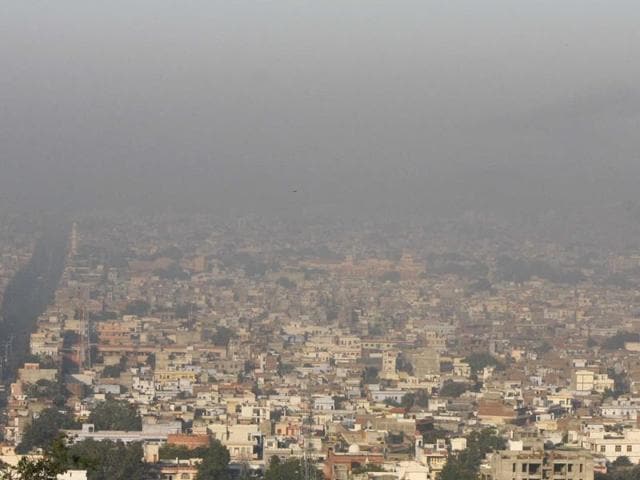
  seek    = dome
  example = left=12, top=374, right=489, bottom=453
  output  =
left=348, top=444, right=361, bottom=454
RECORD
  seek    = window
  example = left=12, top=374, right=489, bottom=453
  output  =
left=628, top=445, right=633, bottom=452
left=601, top=446, right=606, bottom=453
left=616, top=445, right=622, bottom=452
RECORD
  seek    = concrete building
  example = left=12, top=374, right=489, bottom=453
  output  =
left=480, top=449, right=594, bottom=480
left=573, top=370, right=614, bottom=393
left=582, top=427, right=640, bottom=464
left=207, top=423, right=263, bottom=460
left=323, top=446, right=385, bottom=480
left=408, top=349, right=440, bottom=378
left=63, top=422, right=181, bottom=444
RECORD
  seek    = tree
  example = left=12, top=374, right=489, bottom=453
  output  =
left=603, top=331, right=640, bottom=350
left=88, top=398, right=142, bottom=431
left=414, top=389, right=430, bottom=407
left=238, top=462, right=256, bottom=480
left=401, top=393, right=415, bottom=409
left=154, top=263, right=190, bottom=280
left=439, top=380, right=468, bottom=398
left=363, top=366, right=379, bottom=384
left=160, top=444, right=210, bottom=460
left=277, top=363, right=295, bottom=376
left=196, top=440, right=230, bottom=480
left=596, top=463, right=640, bottom=480
left=124, top=300, right=150, bottom=317
left=13, top=455, right=65, bottom=480
left=211, top=326, right=235, bottom=347
left=399, top=390, right=430, bottom=409
left=465, top=278, right=493, bottom=295
left=380, top=271, right=401, bottom=283
left=463, top=352, right=503, bottom=374
left=396, top=354, right=413, bottom=375
left=64, top=439, right=152, bottom=480
left=24, top=379, right=67, bottom=407
left=264, top=457, right=321, bottom=480
left=383, top=398, right=401, bottom=407
left=175, top=302, right=197, bottom=319
left=421, top=427, right=451, bottom=445
left=17, top=409, right=78, bottom=453
left=89, top=310, right=118, bottom=322
left=607, top=368, right=630, bottom=398
left=102, top=365, right=124, bottom=378
left=3, top=437, right=68, bottom=480
left=612, top=456, right=633, bottom=468
left=351, top=463, right=385, bottom=474
left=441, top=429, right=506, bottom=480
left=276, top=277, right=296, bottom=290
left=102, top=356, right=127, bottom=379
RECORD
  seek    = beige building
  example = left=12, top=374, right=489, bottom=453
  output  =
left=381, top=350, right=398, bottom=379
left=573, top=369, right=614, bottom=393
left=407, top=348, right=440, bottom=378
left=207, top=423, right=262, bottom=460
left=480, top=449, right=594, bottom=480
left=582, top=426, right=640, bottom=464
left=17, top=364, right=57, bottom=384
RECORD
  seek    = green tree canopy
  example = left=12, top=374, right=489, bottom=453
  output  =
left=11, top=436, right=154, bottom=480
left=265, top=457, right=322, bottom=480
left=400, top=390, right=429, bottom=409
left=159, top=443, right=211, bottom=460
left=196, top=440, right=231, bottom=480
left=463, top=352, right=503, bottom=374
left=439, top=380, right=468, bottom=398
left=211, top=326, right=236, bottom=347
left=363, top=366, right=379, bottom=384
left=64, top=439, right=152, bottom=480
left=276, top=277, right=296, bottom=290
left=612, top=456, right=633, bottom=468
left=17, top=409, right=79, bottom=454
left=88, top=398, right=142, bottom=431
left=24, top=379, right=67, bottom=407
left=124, top=300, right=150, bottom=317
left=603, top=331, right=640, bottom=350
left=440, top=429, right=506, bottom=480
left=4, top=437, right=69, bottom=479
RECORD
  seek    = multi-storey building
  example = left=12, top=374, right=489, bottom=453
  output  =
left=480, top=449, right=594, bottom=480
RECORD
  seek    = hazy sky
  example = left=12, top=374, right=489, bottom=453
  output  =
left=2, top=1, right=639, bottom=218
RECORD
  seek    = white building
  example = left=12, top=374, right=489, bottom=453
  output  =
left=600, top=397, right=640, bottom=420
left=57, top=471, right=88, bottom=480
left=582, top=426, right=640, bottom=463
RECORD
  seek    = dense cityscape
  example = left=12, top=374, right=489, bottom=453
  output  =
left=3, top=1, right=640, bottom=479
left=1, top=213, right=640, bottom=479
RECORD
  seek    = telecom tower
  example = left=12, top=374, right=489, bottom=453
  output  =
left=303, top=394, right=317, bottom=480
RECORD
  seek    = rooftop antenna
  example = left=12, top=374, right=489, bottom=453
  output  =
left=303, top=393, right=316, bottom=480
